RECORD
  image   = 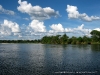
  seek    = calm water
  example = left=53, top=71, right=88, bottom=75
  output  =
left=0, top=44, right=100, bottom=75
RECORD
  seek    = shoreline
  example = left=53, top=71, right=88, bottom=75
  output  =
left=0, top=42, right=100, bottom=45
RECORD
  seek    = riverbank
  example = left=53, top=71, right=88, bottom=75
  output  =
left=0, top=41, right=100, bottom=45
left=0, top=30, right=100, bottom=44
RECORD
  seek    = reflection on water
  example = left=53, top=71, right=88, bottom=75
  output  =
left=91, top=44, right=100, bottom=51
left=0, top=44, right=100, bottom=75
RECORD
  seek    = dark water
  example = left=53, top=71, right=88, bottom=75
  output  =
left=0, top=44, right=100, bottom=75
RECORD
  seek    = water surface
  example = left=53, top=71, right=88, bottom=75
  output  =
left=0, top=44, right=100, bottom=75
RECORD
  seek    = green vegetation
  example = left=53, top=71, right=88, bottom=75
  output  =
left=41, top=34, right=91, bottom=44
left=0, top=30, right=100, bottom=44
left=90, top=30, right=100, bottom=43
left=0, top=40, right=41, bottom=43
left=41, top=30, right=100, bottom=44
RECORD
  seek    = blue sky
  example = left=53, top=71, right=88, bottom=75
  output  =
left=0, top=0, right=100, bottom=40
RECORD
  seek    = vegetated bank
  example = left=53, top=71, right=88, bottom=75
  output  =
left=41, top=30, right=100, bottom=44
left=0, top=30, right=100, bottom=44
left=0, top=40, right=41, bottom=43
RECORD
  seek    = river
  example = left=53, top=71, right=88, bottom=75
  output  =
left=0, top=44, right=100, bottom=75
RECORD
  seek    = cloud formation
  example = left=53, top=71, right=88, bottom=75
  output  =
left=49, top=23, right=64, bottom=32
left=94, top=28, right=100, bottom=31
left=49, top=23, right=91, bottom=36
left=0, top=5, right=15, bottom=15
left=0, top=19, right=95, bottom=39
left=66, top=5, right=100, bottom=21
left=28, top=20, right=46, bottom=32
left=0, top=20, right=20, bottom=36
left=73, top=24, right=92, bottom=36
left=17, top=0, right=60, bottom=20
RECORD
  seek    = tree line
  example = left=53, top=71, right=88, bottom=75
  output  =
left=0, top=30, right=100, bottom=44
left=41, top=30, right=100, bottom=44
left=0, top=40, right=41, bottom=43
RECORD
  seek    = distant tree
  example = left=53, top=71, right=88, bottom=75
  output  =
left=90, top=30, right=100, bottom=42
left=82, top=36, right=91, bottom=44
left=75, top=37, right=83, bottom=44
left=60, top=34, right=69, bottom=44
left=70, top=36, right=77, bottom=44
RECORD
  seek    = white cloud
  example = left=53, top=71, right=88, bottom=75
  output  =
left=74, top=24, right=84, bottom=31
left=0, top=20, right=20, bottom=36
left=17, top=0, right=60, bottom=20
left=3, top=20, right=20, bottom=33
left=0, top=5, right=15, bottom=15
left=29, top=20, right=46, bottom=32
left=65, top=28, right=73, bottom=32
left=66, top=5, right=79, bottom=19
left=93, top=28, right=100, bottom=31
left=74, top=24, right=92, bottom=36
left=49, top=23, right=91, bottom=36
left=66, top=5, right=100, bottom=21
left=0, top=20, right=95, bottom=39
left=49, top=23, right=64, bottom=32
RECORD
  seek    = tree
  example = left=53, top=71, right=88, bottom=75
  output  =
left=75, top=37, right=83, bottom=44
left=70, top=36, right=77, bottom=44
left=82, top=36, right=91, bottom=44
left=90, top=30, right=100, bottom=42
left=60, top=34, right=69, bottom=44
